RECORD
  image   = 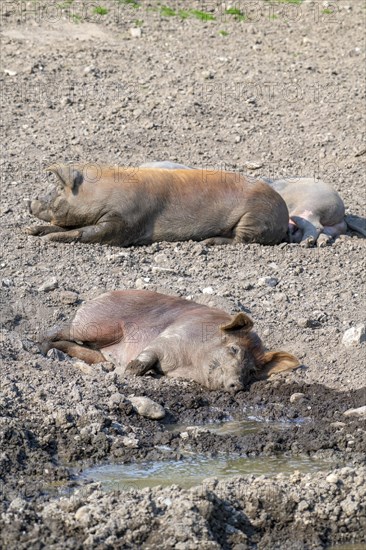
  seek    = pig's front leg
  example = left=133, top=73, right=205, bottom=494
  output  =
left=125, top=349, right=161, bottom=376
left=26, top=225, right=67, bottom=236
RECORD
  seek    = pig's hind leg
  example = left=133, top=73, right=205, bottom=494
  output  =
left=41, top=340, right=105, bottom=364
left=290, top=213, right=323, bottom=247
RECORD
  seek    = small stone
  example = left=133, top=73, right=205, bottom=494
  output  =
left=154, top=253, right=169, bottom=265
left=73, top=360, right=94, bottom=375
left=122, top=435, right=139, bottom=448
left=75, top=505, right=91, bottom=524
left=128, top=396, right=165, bottom=420
left=202, top=70, right=214, bottom=79
left=342, top=324, right=366, bottom=347
left=290, top=392, right=306, bottom=403
left=202, top=287, right=214, bottom=295
left=108, top=393, right=126, bottom=409
left=47, top=348, right=67, bottom=361
left=83, top=66, right=95, bottom=74
left=60, top=96, right=73, bottom=107
left=60, top=291, right=78, bottom=304
left=129, top=27, right=142, bottom=38
left=4, top=69, right=17, bottom=76
left=343, top=406, right=366, bottom=418
left=243, top=161, right=263, bottom=170
left=38, top=277, right=58, bottom=292
left=135, top=278, right=145, bottom=289
left=330, top=421, right=346, bottom=428
left=326, top=473, right=339, bottom=484
left=258, top=277, right=279, bottom=288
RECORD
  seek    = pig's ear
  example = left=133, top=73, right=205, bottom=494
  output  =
left=221, top=313, right=253, bottom=332
left=46, top=163, right=83, bottom=192
left=259, top=351, right=300, bottom=378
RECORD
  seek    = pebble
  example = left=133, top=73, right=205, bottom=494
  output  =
left=202, top=287, right=214, bottom=295
left=343, top=405, right=366, bottom=418
left=4, top=69, right=17, bottom=76
left=342, top=324, right=366, bottom=347
left=258, top=277, right=279, bottom=288
left=290, top=392, right=306, bottom=403
left=326, top=473, right=339, bottom=484
left=108, top=393, right=126, bottom=410
left=47, top=348, right=67, bottom=361
left=122, top=435, right=139, bottom=448
left=60, top=291, right=78, bottom=304
left=130, top=28, right=142, bottom=38
left=38, top=277, right=58, bottom=292
left=243, top=161, right=263, bottom=170
left=128, top=396, right=166, bottom=420
left=73, top=360, right=94, bottom=376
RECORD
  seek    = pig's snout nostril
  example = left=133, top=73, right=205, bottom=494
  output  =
left=227, top=382, right=243, bottom=393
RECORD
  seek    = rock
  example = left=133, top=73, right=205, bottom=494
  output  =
left=73, top=360, right=94, bottom=375
left=290, top=392, right=306, bottom=403
left=47, top=348, right=67, bottom=361
left=4, top=69, right=17, bottom=76
left=343, top=405, right=366, bottom=418
left=128, top=396, right=165, bottom=420
left=258, top=277, right=279, bottom=288
left=154, top=253, right=169, bottom=265
left=135, top=278, right=145, bottom=289
left=243, top=161, right=263, bottom=170
left=121, top=435, right=139, bottom=448
left=342, top=324, right=366, bottom=347
left=130, top=27, right=142, bottom=38
left=60, top=291, right=78, bottom=304
left=108, top=393, right=126, bottom=410
left=38, top=277, right=58, bottom=292
left=326, top=473, right=339, bottom=484
left=202, top=287, right=214, bottom=295
left=75, top=505, right=91, bottom=524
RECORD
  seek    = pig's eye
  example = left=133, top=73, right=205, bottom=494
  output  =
left=229, top=345, right=240, bottom=356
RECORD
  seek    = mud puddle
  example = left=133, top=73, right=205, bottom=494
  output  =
left=79, top=453, right=334, bottom=491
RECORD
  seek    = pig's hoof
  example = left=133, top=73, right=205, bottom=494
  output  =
left=300, top=237, right=315, bottom=248
left=317, top=234, right=332, bottom=248
left=126, top=359, right=147, bottom=376
left=25, top=226, right=45, bottom=236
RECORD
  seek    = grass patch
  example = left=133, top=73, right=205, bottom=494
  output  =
left=57, top=0, right=74, bottom=8
left=265, top=0, right=302, bottom=4
left=71, top=13, right=82, bottom=22
left=189, top=9, right=216, bottom=21
left=322, top=8, right=333, bottom=14
left=178, top=9, right=190, bottom=19
left=93, top=6, right=108, bottom=15
left=219, top=30, right=229, bottom=36
left=160, top=5, right=176, bottom=16
left=225, top=8, right=247, bottom=21
left=116, top=0, right=139, bottom=6
left=134, top=19, right=144, bottom=26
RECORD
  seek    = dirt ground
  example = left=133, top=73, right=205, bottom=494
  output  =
left=1, top=1, right=365, bottom=548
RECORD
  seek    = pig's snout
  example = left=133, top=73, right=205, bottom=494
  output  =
left=225, top=380, right=244, bottom=394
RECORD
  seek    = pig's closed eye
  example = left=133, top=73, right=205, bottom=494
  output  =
left=229, top=345, right=240, bottom=356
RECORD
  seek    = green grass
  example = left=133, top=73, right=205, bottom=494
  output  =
left=225, top=8, right=247, bottom=21
left=219, top=30, right=229, bottom=36
left=57, top=0, right=74, bottom=8
left=160, top=5, right=176, bottom=16
left=134, top=19, right=144, bottom=26
left=265, top=0, right=302, bottom=4
left=189, top=9, right=216, bottom=21
left=178, top=9, right=190, bottom=19
left=116, top=0, right=139, bottom=6
left=71, top=13, right=82, bottom=23
left=322, top=8, right=333, bottom=14
left=93, top=6, right=108, bottom=15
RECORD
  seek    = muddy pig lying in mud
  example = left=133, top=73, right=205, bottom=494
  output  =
left=142, top=162, right=366, bottom=246
left=27, top=162, right=289, bottom=246
left=41, top=290, right=300, bottom=393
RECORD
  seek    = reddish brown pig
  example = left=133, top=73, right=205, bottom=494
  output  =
left=27, top=163, right=289, bottom=246
left=41, top=290, right=300, bottom=392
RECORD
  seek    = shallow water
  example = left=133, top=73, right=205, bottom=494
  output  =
left=328, top=545, right=366, bottom=550
left=80, top=453, right=333, bottom=491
